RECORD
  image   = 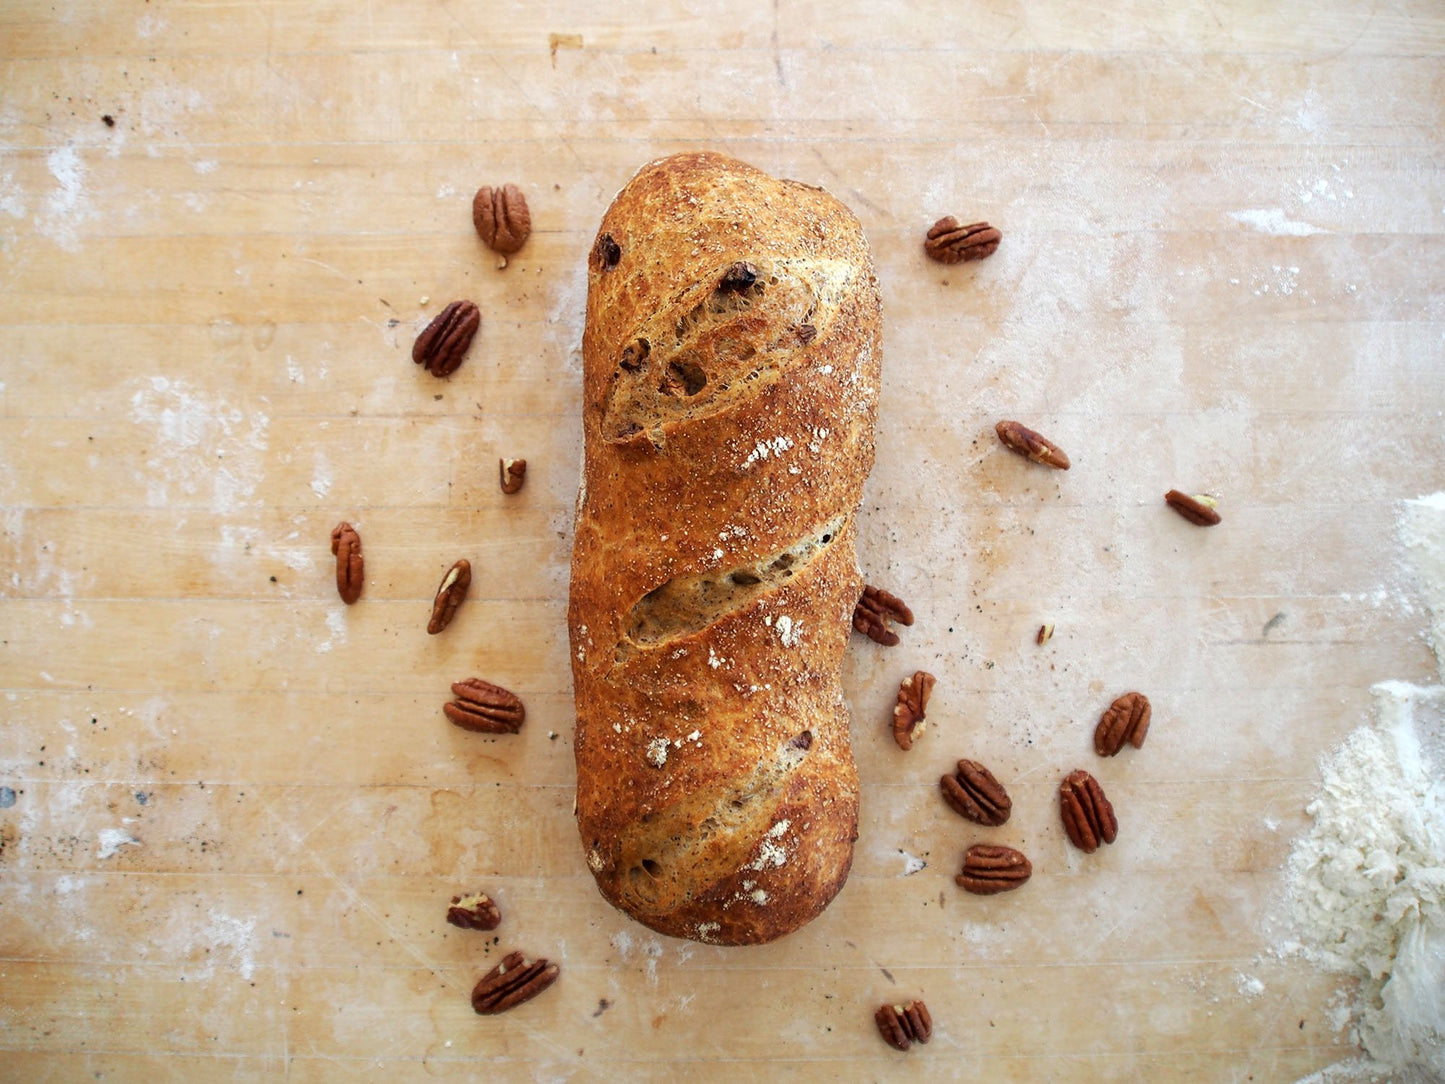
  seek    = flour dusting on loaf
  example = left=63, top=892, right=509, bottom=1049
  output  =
left=569, top=151, right=881, bottom=945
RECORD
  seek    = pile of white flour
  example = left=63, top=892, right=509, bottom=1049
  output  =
left=1285, top=495, right=1445, bottom=1081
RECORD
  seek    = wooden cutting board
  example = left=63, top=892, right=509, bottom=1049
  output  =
left=3, top=2, right=1444, bottom=1079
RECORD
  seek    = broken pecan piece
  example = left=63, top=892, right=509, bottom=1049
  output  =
left=853, top=584, right=914, bottom=646
left=412, top=300, right=481, bottom=377
left=996, top=420, right=1071, bottom=470
left=940, top=759, right=1012, bottom=826
left=718, top=261, right=759, bottom=292
left=956, top=844, right=1032, bottom=895
left=875, top=999, right=932, bottom=1051
left=591, top=232, right=622, bottom=272
left=1060, top=769, right=1118, bottom=853
left=330, top=521, right=363, bottom=605
left=1095, top=691, right=1151, bottom=757
left=1165, top=489, right=1222, bottom=526
left=427, top=559, right=471, bottom=635
left=447, top=892, right=501, bottom=931
left=445, top=678, right=525, bottom=734
left=472, top=184, right=531, bottom=255
left=924, top=217, right=1001, bottom=264
left=500, top=458, right=527, bottom=495
left=471, top=951, right=559, bottom=1015
left=892, top=671, right=936, bottom=751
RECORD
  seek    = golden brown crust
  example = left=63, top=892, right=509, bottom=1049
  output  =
left=569, top=151, right=881, bottom=945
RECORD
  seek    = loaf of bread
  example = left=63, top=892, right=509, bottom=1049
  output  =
left=568, top=151, right=881, bottom=945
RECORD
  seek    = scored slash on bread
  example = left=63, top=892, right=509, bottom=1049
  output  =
left=568, top=151, right=882, bottom=945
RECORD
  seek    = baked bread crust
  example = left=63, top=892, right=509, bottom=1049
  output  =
left=569, top=151, right=881, bottom=945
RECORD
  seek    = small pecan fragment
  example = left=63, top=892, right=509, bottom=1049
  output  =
left=1060, top=769, right=1118, bottom=853
left=413, top=300, right=481, bottom=377
left=592, top=232, right=622, bottom=272
left=330, top=522, right=363, bottom=605
left=853, top=584, right=914, bottom=646
left=1165, top=489, right=1222, bottom=526
left=875, top=999, right=932, bottom=1051
left=797, top=323, right=817, bottom=344
left=892, top=671, right=936, bottom=751
left=1037, top=622, right=1054, bottom=645
left=1095, top=691, right=1151, bottom=757
left=996, top=420, right=1071, bottom=470
left=447, top=892, right=501, bottom=931
left=500, top=458, right=527, bottom=495
left=472, top=184, right=531, bottom=255
left=445, top=678, right=525, bottom=734
left=924, top=216, right=1001, bottom=264
left=718, top=261, right=759, bottom=292
left=956, top=844, right=1032, bottom=895
left=471, top=951, right=559, bottom=1015
left=940, top=759, right=1012, bottom=826
left=427, top=559, right=471, bottom=635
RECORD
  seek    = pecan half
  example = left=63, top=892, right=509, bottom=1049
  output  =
left=412, top=300, right=481, bottom=377
left=445, top=678, right=525, bottom=734
left=427, top=559, right=471, bottom=635
left=875, top=999, right=932, bottom=1051
left=330, top=522, right=363, bottom=605
left=924, top=217, right=1001, bottom=264
left=1165, top=489, right=1222, bottom=526
left=892, top=671, right=936, bottom=751
left=718, top=261, right=759, bottom=292
left=853, top=584, right=914, bottom=646
left=447, top=892, right=501, bottom=931
left=996, top=420, right=1071, bottom=470
left=500, top=458, right=527, bottom=495
left=471, top=951, right=559, bottom=1015
left=940, top=759, right=1012, bottom=826
left=1060, top=769, right=1118, bottom=853
left=956, top=844, right=1032, bottom=895
left=1095, top=691, right=1151, bottom=757
left=592, top=232, right=622, bottom=272
left=472, top=184, right=531, bottom=255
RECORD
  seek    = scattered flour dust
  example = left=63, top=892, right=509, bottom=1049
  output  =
left=128, top=376, right=269, bottom=512
left=1284, top=495, right=1445, bottom=1081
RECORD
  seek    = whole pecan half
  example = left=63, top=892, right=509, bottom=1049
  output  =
left=413, top=300, right=480, bottom=377
left=892, top=671, right=936, bottom=751
left=924, top=217, right=1001, bottom=264
left=875, top=999, right=932, bottom=1051
left=1165, top=489, right=1222, bottom=526
left=472, top=184, right=531, bottom=255
left=1060, top=769, right=1118, bottom=853
left=853, top=584, right=914, bottom=646
left=956, top=844, right=1032, bottom=895
left=996, top=420, right=1071, bottom=470
left=471, top=951, right=559, bottom=1015
left=447, top=892, right=501, bottom=931
left=500, top=458, right=527, bottom=495
left=330, top=521, right=363, bottom=605
left=445, top=678, right=525, bottom=734
left=427, top=559, right=471, bottom=635
left=940, top=759, right=1012, bottom=826
left=1095, top=691, right=1151, bottom=757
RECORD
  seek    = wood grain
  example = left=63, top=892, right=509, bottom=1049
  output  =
left=3, top=1, right=1443, bottom=1079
